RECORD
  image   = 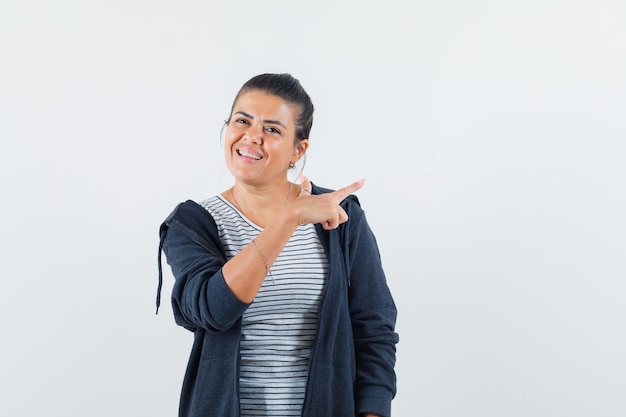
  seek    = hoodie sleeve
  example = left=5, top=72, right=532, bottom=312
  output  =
left=344, top=202, right=399, bottom=417
left=162, top=218, right=250, bottom=333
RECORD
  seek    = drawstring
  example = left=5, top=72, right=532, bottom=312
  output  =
left=156, top=230, right=165, bottom=314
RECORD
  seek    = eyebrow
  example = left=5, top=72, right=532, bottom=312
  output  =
left=235, top=111, right=286, bottom=129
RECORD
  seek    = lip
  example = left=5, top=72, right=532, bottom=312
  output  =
left=235, top=145, right=263, bottom=162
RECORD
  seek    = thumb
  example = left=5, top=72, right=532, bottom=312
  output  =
left=299, top=175, right=313, bottom=195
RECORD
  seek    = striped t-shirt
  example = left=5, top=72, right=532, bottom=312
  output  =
left=200, top=195, right=329, bottom=416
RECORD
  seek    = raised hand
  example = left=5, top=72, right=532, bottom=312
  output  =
left=291, top=176, right=365, bottom=230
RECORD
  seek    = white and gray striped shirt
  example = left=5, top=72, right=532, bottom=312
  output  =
left=200, top=195, right=328, bottom=416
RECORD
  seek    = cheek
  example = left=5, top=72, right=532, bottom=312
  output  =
left=223, top=136, right=236, bottom=161
left=269, top=143, right=293, bottom=159
left=223, top=131, right=237, bottom=149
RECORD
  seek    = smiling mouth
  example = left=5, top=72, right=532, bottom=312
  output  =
left=237, top=150, right=262, bottom=160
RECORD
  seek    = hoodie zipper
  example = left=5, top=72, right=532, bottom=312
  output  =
left=300, top=254, right=336, bottom=416
left=235, top=339, right=241, bottom=416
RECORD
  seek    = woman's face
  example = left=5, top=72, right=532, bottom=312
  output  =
left=224, top=90, right=308, bottom=186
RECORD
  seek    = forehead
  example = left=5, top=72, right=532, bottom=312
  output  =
left=233, top=90, right=296, bottom=124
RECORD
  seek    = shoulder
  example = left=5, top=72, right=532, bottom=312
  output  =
left=164, top=199, right=212, bottom=225
left=161, top=199, right=219, bottom=240
left=160, top=199, right=228, bottom=261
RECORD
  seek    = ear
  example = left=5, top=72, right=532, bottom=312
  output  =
left=292, top=139, right=309, bottom=162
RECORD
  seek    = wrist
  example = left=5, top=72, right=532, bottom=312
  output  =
left=283, top=203, right=303, bottom=229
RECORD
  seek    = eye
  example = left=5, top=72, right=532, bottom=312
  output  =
left=265, top=126, right=281, bottom=135
left=234, top=118, right=249, bottom=125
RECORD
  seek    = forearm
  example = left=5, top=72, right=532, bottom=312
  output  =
left=222, top=207, right=299, bottom=303
left=222, top=179, right=362, bottom=303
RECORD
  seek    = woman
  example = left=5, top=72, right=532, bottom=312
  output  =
left=157, top=73, right=398, bottom=417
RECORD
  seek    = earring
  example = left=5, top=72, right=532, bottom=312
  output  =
left=288, top=162, right=296, bottom=169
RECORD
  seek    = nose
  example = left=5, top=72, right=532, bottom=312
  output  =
left=243, top=123, right=263, bottom=144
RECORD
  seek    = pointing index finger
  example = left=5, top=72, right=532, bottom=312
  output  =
left=333, top=179, right=365, bottom=202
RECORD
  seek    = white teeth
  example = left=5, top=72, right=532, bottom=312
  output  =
left=238, top=150, right=261, bottom=160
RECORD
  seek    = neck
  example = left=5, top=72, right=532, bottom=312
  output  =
left=229, top=181, right=296, bottom=213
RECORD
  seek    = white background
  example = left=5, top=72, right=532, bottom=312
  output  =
left=1, top=1, right=625, bottom=416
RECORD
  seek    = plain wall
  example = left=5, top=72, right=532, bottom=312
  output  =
left=1, top=1, right=625, bottom=416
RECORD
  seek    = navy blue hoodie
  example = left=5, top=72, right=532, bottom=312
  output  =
left=157, top=183, right=398, bottom=417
